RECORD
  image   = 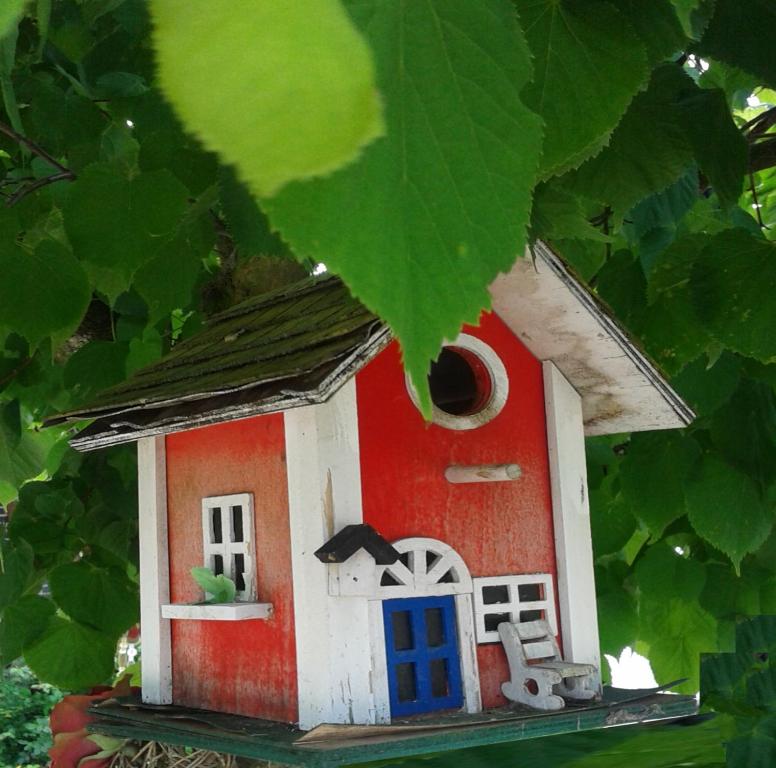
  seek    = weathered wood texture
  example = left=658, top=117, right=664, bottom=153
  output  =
left=88, top=690, right=699, bottom=767
left=491, top=243, right=693, bottom=435
left=165, top=414, right=297, bottom=722
left=355, top=313, right=558, bottom=710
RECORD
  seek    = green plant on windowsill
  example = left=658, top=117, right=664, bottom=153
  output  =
left=190, top=567, right=237, bottom=604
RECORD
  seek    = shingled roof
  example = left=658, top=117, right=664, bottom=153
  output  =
left=51, top=243, right=693, bottom=451
left=49, top=276, right=390, bottom=450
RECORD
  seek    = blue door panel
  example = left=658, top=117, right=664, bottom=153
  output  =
left=383, top=595, right=463, bottom=716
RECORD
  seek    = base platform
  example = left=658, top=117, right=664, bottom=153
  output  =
left=89, top=686, right=698, bottom=767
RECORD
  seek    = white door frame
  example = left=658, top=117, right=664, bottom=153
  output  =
left=366, top=537, right=482, bottom=722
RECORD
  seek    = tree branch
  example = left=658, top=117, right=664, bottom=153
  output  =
left=0, top=119, right=73, bottom=176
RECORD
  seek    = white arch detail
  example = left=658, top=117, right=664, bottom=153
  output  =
left=368, top=537, right=482, bottom=722
left=374, top=537, right=473, bottom=597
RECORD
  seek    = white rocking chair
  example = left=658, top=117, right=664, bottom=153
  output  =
left=498, top=620, right=598, bottom=711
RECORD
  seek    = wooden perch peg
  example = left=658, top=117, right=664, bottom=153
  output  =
left=445, top=463, right=522, bottom=484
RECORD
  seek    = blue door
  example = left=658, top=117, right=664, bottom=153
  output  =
left=382, top=595, right=463, bottom=716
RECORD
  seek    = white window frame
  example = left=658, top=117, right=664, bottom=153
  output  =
left=201, top=493, right=255, bottom=602
left=472, top=573, right=556, bottom=644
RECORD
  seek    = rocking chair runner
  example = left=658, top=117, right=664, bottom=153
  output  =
left=498, top=620, right=599, bottom=711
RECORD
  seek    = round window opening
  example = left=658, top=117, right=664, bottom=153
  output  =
left=429, top=347, right=493, bottom=416
left=408, top=333, right=509, bottom=431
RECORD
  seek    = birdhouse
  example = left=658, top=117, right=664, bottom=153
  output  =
left=51, top=243, right=697, bottom=764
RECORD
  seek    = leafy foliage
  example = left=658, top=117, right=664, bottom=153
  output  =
left=0, top=663, right=63, bottom=768
left=0, top=6, right=771, bottom=767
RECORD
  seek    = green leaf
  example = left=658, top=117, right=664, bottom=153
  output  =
left=63, top=341, right=129, bottom=405
left=0, top=595, right=55, bottom=665
left=0, top=239, right=90, bottom=348
left=218, top=166, right=289, bottom=256
left=608, top=0, right=687, bottom=66
left=264, top=0, right=543, bottom=414
left=696, top=0, right=776, bottom=88
left=191, top=566, right=235, bottom=604
left=636, top=543, right=707, bottom=605
left=531, top=182, right=611, bottom=243
left=63, top=163, right=189, bottom=302
left=150, top=0, right=384, bottom=197
left=0, top=538, right=34, bottom=610
left=619, top=433, right=700, bottom=539
left=670, top=0, right=715, bottom=39
left=0, top=420, right=60, bottom=506
left=567, top=65, right=695, bottom=218
left=515, top=0, right=649, bottom=177
left=24, top=614, right=116, bottom=690
left=709, top=380, right=776, bottom=488
left=49, top=561, right=138, bottom=635
left=685, top=455, right=773, bottom=571
left=590, top=487, right=637, bottom=557
left=0, top=0, right=26, bottom=40
left=691, top=231, right=776, bottom=363
left=677, top=87, right=748, bottom=208
left=671, top=352, right=742, bottom=418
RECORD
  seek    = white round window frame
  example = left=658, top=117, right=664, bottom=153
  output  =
left=406, top=333, right=509, bottom=431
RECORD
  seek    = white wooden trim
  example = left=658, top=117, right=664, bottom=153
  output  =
left=491, top=244, right=694, bottom=436
left=365, top=537, right=482, bottom=717
left=137, top=436, right=172, bottom=704
left=455, top=593, right=482, bottom=713
left=472, top=573, right=557, bottom=643
left=543, top=362, right=602, bottom=693
left=285, top=378, right=374, bottom=730
left=161, top=602, right=272, bottom=621
left=367, top=600, right=391, bottom=724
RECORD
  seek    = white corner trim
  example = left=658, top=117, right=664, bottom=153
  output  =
left=543, top=362, right=602, bottom=693
left=137, top=435, right=172, bottom=704
left=455, top=593, right=482, bottom=714
left=367, top=600, right=391, bottom=724
left=406, top=333, right=509, bottom=431
left=285, top=377, right=374, bottom=730
left=161, top=602, right=273, bottom=621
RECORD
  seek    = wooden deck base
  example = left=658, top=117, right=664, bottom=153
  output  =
left=88, top=687, right=698, bottom=767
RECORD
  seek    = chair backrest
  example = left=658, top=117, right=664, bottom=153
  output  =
left=498, top=619, right=561, bottom=664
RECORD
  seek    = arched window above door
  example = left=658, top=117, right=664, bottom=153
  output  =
left=375, top=538, right=473, bottom=598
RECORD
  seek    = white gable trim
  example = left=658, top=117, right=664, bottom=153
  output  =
left=544, top=362, right=602, bottom=694
left=491, top=241, right=694, bottom=436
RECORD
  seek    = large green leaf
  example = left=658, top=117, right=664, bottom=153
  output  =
left=0, top=538, right=33, bottom=611
left=619, top=432, right=700, bottom=539
left=608, top=0, right=687, bottom=66
left=691, top=231, right=776, bottom=363
left=710, top=380, right=776, bottom=488
left=671, top=352, right=742, bottom=418
left=0, top=239, right=90, bottom=348
left=0, top=595, right=55, bottom=665
left=515, top=0, right=648, bottom=177
left=0, top=0, right=25, bottom=39
left=677, top=87, right=748, bottom=208
left=24, top=614, right=116, bottom=690
left=0, top=418, right=61, bottom=506
left=63, top=163, right=189, bottom=302
left=264, top=0, right=543, bottom=411
left=568, top=65, right=695, bottom=218
left=685, top=455, right=773, bottom=571
left=49, top=561, right=138, bottom=636
left=695, top=0, right=776, bottom=88
left=150, top=0, right=384, bottom=197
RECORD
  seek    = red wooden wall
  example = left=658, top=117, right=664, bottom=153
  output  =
left=356, top=312, right=558, bottom=709
left=165, top=415, right=297, bottom=722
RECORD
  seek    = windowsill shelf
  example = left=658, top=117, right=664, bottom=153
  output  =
left=161, top=602, right=273, bottom=621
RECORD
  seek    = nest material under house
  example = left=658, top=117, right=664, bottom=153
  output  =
left=110, top=740, right=267, bottom=768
